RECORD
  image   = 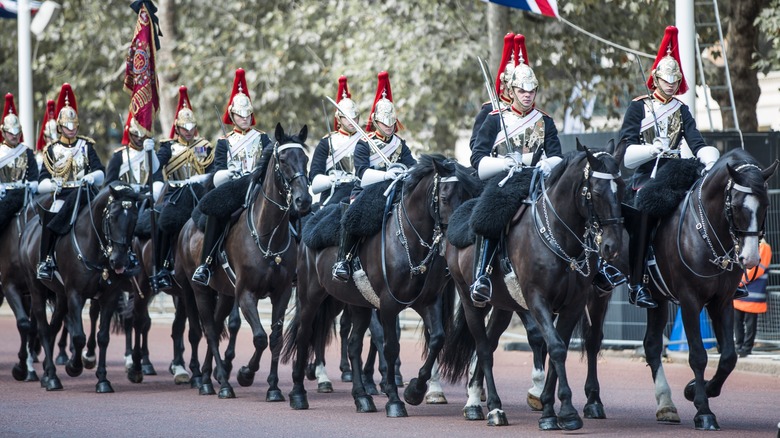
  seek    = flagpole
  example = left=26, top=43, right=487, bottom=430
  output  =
left=17, top=0, right=34, bottom=147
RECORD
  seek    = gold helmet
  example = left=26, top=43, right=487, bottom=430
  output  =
left=121, top=114, right=147, bottom=147
left=55, top=83, right=79, bottom=131
left=2, top=93, right=21, bottom=136
left=509, top=63, right=538, bottom=92
left=223, top=68, right=255, bottom=125
left=171, top=86, right=197, bottom=138
left=334, top=75, right=358, bottom=130
left=647, top=26, right=688, bottom=95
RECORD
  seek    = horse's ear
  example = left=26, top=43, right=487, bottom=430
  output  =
left=612, top=138, right=627, bottom=167
left=576, top=138, right=585, bottom=152
left=275, top=123, right=284, bottom=142
left=298, top=125, right=308, bottom=143
left=762, top=159, right=780, bottom=182
left=726, top=163, right=739, bottom=181
left=606, top=139, right=615, bottom=154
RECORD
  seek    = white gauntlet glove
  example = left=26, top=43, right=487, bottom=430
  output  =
left=696, top=146, right=720, bottom=173
left=143, top=138, right=155, bottom=152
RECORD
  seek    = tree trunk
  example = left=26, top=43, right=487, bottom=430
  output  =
left=487, top=3, right=512, bottom=76
left=156, top=0, right=178, bottom=137
left=710, top=0, right=766, bottom=131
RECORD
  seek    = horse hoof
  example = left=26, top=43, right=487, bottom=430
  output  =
left=55, top=353, right=68, bottom=366
left=385, top=401, right=408, bottom=418
left=199, top=382, right=216, bottom=395
left=557, top=414, right=584, bottom=431
left=527, top=393, right=543, bottom=411
left=305, top=363, right=317, bottom=381
left=583, top=402, right=606, bottom=419
left=655, top=406, right=680, bottom=423
left=403, top=378, right=426, bottom=406
left=236, top=366, right=255, bottom=387
left=82, top=354, right=96, bottom=370
left=142, top=363, right=157, bottom=376
left=684, top=379, right=700, bottom=402
left=45, top=376, right=63, bottom=391
left=266, top=388, right=285, bottom=402
left=25, top=370, right=39, bottom=382
left=341, top=371, right=352, bottom=382
left=218, top=386, right=236, bottom=399
left=127, top=369, right=144, bottom=384
left=538, top=416, right=561, bottom=431
left=463, top=405, right=484, bottom=421
left=354, top=395, right=377, bottom=413
left=65, top=361, right=83, bottom=378
left=289, top=392, right=309, bottom=410
left=317, top=382, right=333, bottom=393
left=174, top=371, right=190, bottom=385
left=364, top=383, right=379, bottom=396
left=487, top=408, right=508, bottom=426
left=425, top=391, right=447, bottom=404
left=190, top=376, right=203, bottom=389
left=694, top=413, right=720, bottom=431
left=95, top=381, right=114, bottom=393
left=12, top=364, right=27, bottom=381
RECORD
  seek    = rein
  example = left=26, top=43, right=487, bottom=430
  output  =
left=532, top=157, right=623, bottom=277
left=246, top=142, right=307, bottom=263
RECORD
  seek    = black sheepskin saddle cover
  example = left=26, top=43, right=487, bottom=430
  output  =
left=49, top=186, right=97, bottom=235
left=447, top=198, right=478, bottom=248
left=470, top=169, right=534, bottom=240
left=342, top=181, right=395, bottom=237
left=197, top=175, right=253, bottom=220
left=301, top=203, right=341, bottom=250
left=160, top=184, right=206, bottom=234
left=635, top=158, right=703, bottom=218
left=0, top=190, right=26, bottom=231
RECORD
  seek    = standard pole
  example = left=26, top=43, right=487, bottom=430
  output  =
left=676, top=0, right=696, bottom=114
left=17, top=0, right=34, bottom=145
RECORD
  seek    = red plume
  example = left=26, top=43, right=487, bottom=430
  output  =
left=222, top=68, right=255, bottom=126
left=647, top=26, right=688, bottom=94
left=36, top=99, right=56, bottom=150
left=366, top=71, right=400, bottom=131
left=334, top=75, right=351, bottom=131
left=494, top=33, right=515, bottom=100
left=2, top=93, right=22, bottom=142
left=514, top=34, right=529, bottom=66
left=121, top=112, right=132, bottom=146
left=55, top=83, right=78, bottom=117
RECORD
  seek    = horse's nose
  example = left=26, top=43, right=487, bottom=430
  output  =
left=741, top=254, right=759, bottom=270
left=296, top=195, right=312, bottom=215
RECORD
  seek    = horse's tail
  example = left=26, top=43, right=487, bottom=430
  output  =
left=438, top=301, right=478, bottom=384
left=421, top=277, right=458, bottom=360
left=112, top=294, right=131, bottom=335
left=578, top=287, right=611, bottom=358
left=281, top=295, right=342, bottom=365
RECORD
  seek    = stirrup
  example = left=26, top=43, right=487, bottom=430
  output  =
left=150, top=269, right=173, bottom=291
left=191, top=265, right=211, bottom=286
left=36, top=263, right=54, bottom=281
left=332, top=261, right=351, bottom=283
left=628, top=284, right=657, bottom=309
left=734, top=286, right=749, bottom=300
left=469, top=277, right=492, bottom=308
left=593, top=261, right=626, bottom=292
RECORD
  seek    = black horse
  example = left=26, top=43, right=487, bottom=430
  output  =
left=176, top=123, right=311, bottom=400
left=441, top=141, right=626, bottom=430
left=634, top=149, right=777, bottom=430
left=22, top=182, right=141, bottom=392
left=283, top=154, right=481, bottom=417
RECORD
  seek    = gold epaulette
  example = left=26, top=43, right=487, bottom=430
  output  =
left=113, top=145, right=127, bottom=154
left=77, top=135, right=96, bottom=144
left=632, top=95, right=648, bottom=102
left=489, top=107, right=508, bottom=115
left=535, top=108, right=550, bottom=117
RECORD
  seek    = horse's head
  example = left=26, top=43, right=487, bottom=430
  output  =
left=404, top=154, right=483, bottom=229
left=577, top=139, right=625, bottom=262
left=718, top=153, right=779, bottom=269
left=272, top=123, right=312, bottom=216
left=103, top=182, right=142, bottom=274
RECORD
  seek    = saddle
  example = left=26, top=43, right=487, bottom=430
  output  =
left=47, top=186, right=98, bottom=235
left=342, top=180, right=395, bottom=237
left=470, top=168, right=535, bottom=239
left=301, top=203, right=341, bottom=250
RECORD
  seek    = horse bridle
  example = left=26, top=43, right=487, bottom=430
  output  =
left=682, top=163, right=765, bottom=275
left=249, top=142, right=308, bottom=263
left=534, top=155, right=623, bottom=277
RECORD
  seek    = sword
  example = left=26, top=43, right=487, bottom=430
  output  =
left=326, top=96, right=391, bottom=167
left=320, top=99, right=341, bottom=172
left=117, top=113, right=136, bottom=185
left=214, top=104, right=234, bottom=167
left=477, top=56, right=515, bottom=165
left=632, top=54, right=664, bottom=179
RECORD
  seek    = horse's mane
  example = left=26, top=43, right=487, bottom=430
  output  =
left=711, top=148, right=767, bottom=196
left=403, top=154, right=483, bottom=198
left=544, top=147, right=616, bottom=188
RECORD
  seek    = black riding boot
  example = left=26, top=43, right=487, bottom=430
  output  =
left=627, top=213, right=658, bottom=309
left=192, top=215, right=221, bottom=286
left=469, top=234, right=497, bottom=307
left=149, top=228, right=173, bottom=291
left=36, top=211, right=58, bottom=280
left=592, top=259, right=627, bottom=293
left=332, top=203, right=358, bottom=282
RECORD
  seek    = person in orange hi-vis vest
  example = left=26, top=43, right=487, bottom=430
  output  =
left=734, top=238, right=772, bottom=357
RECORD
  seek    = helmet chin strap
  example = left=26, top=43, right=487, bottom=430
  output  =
left=652, top=76, right=680, bottom=102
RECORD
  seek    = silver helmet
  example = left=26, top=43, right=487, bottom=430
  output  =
left=509, top=63, right=538, bottom=92
left=373, top=92, right=396, bottom=127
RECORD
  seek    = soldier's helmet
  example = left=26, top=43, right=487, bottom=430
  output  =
left=223, top=68, right=255, bottom=126
left=648, top=26, right=688, bottom=96
left=2, top=93, right=22, bottom=138
left=55, top=83, right=79, bottom=131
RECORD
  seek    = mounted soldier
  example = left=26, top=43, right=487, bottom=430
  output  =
left=191, top=68, right=272, bottom=286
left=148, top=85, right=214, bottom=290
left=619, top=26, right=720, bottom=308
left=36, top=99, right=58, bottom=152
left=469, top=37, right=563, bottom=306
left=105, top=116, right=160, bottom=191
left=36, top=83, right=105, bottom=281
left=310, top=75, right=360, bottom=205
left=0, top=93, right=39, bottom=229
left=331, top=71, right=416, bottom=282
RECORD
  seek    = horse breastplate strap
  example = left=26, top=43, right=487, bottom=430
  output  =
left=0, top=144, right=27, bottom=183
left=326, top=132, right=359, bottom=173
left=640, top=98, right=682, bottom=153
left=492, top=109, right=544, bottom=157
left=227, top=130, right=262, bottom=174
